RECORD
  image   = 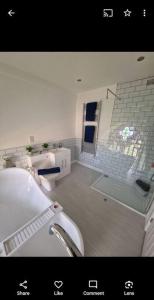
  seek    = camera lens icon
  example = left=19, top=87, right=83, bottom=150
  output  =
left=125, top=281, right=133, bottom=289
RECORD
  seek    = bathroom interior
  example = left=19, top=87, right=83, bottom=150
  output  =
left=0, top=52, right=154, bottom=257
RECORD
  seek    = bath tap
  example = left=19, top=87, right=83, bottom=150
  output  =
left=49, top=223, right=82, bottom=257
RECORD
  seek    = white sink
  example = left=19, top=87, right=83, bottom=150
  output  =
left=50, top=147, right=68, bottom=153
left=27, top=152, right=54, bottom=169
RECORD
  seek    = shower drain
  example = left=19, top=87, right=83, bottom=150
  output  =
left=0, top=202, right=63, bottom=256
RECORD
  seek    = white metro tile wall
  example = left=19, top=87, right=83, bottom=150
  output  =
left=111, top=78, right=154, bottom=173
left=77, top=77, right=154, bottom=181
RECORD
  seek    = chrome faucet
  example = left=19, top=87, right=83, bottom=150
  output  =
left=49, top=223, right=82, bottom=257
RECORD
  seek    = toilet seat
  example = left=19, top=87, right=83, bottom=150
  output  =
left=39, top=172, right=60, bottom=191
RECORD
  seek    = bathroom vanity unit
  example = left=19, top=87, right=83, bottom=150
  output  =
left=26, top=147, right=71, bottom=191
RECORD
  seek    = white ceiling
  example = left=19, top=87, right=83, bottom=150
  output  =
left=0, top=52, right=154, bottom=93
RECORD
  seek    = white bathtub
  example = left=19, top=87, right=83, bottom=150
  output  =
left=0, top=168, right=84, bottom=256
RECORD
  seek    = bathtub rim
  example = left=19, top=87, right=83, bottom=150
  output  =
left=0, top=167, right=53, bottom=206
left=0, top=167, right=84, bottom=256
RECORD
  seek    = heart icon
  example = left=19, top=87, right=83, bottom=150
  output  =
left=54, top=281, right=63, bottom=289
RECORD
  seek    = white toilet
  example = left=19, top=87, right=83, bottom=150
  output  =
left=37, top=172, right=59, bottom=191
left=26, top=148, right=71, bottom=192
left=27, top=152, right=60, bottom=191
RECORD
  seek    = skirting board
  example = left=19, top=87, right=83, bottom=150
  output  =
left=71, top=160, right=78, bottom=164
left=76, top=160, right=103, bottom=174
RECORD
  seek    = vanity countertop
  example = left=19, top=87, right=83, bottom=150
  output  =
left=26, top=147, right=69, bottom=157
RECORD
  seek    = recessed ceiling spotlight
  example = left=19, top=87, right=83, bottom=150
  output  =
left=137, top=56, right=145, bottom=62
left=76, top=78, right=82, bottom=82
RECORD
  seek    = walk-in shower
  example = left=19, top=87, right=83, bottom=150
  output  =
left=91, top=173, right=154, bottom=215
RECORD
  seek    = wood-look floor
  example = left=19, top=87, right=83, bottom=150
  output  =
left=49, top=163, right=145, bottom=256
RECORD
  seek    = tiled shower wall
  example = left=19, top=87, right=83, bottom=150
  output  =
left=77, top=77, right=154, bottom=181
left=110, top=78, right=154, bottom=176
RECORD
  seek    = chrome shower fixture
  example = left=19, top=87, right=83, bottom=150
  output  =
left=106, top=88, right=121, bottom=100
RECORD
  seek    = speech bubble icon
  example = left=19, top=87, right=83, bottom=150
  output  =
left=89, top=280, right=98, bottom=289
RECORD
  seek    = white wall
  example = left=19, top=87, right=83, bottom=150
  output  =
left=0, top=64, right=76, bottom=149
left=76, top=84, right=116, bottom=142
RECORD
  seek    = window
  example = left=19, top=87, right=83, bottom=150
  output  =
left=119, top=127, right=134, bottom=141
